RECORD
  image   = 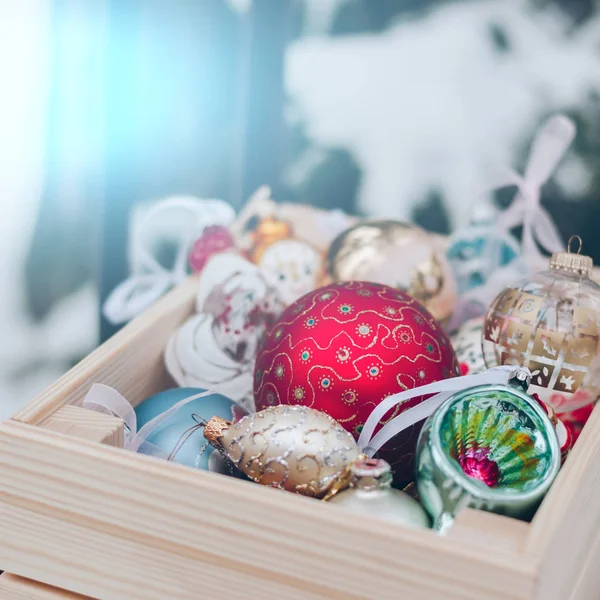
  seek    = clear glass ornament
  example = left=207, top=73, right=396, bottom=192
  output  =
left=482, top=236, right=600, bottom=413
left=327, top=458, right=430, bottom=529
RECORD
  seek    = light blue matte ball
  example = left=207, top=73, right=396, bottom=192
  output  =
left=134, top=387, right=238, bottom=470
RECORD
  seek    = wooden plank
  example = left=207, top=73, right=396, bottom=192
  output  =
left=569, top=532, right=600, bottom=600
left=1, top=501, right=345, bottom=600
left=40, top=406, right=124, bottom=447
left=528, top=402, right=600, bottom=600
left=0, top=573, right=89, bottom=599
left=12, top=275, right=199, bottom=426
left=447, top=509, right=530, bottom=555
left=0, top=420, right=537, bottom=600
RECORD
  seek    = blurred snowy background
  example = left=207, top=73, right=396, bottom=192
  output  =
left=1, top=0, right=599, bottom=418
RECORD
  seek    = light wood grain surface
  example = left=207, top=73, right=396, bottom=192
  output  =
left=40, top=405, right=124, bottom=447
left=569, top=532, right=600, bottom=600
left=0, top=573, right=90, bottom=599
left=529, top=402, right=600, bottom=600
left=0, top=419, right=537, bottom=600
left=447, top=508, right=529, bottom=555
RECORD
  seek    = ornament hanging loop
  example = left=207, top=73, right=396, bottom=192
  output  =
left=567, top=235, right=583, bottom=255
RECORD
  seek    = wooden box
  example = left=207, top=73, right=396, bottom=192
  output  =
left=1, top=275, right=599, bottom=600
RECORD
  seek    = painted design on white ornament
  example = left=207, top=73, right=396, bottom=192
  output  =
left=258, top=238, right=321, bottom=306
left=164, top=253, right=284, bottom=411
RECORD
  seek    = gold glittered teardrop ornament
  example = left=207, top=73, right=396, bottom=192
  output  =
left=203, top=405, right=361, bottom=498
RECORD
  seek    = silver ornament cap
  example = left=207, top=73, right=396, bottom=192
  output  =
left=349, top=458, right=393, bottom=491
left=550, top=235, right=593, bottom=277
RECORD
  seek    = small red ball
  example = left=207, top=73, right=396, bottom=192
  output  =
left=189, top=226, right=234, bottom=273
left=253, top=281, right=459, bottom=485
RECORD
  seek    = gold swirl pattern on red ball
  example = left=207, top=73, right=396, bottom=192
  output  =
left=253, top=281, right=459, bottom=485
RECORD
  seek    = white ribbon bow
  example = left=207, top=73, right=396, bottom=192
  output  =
left=494, top=114, right=575, bottom=270
left=447, top=114, right=576, bottom=331
left=357, top=366, right=523, bottom=455
left=103, top=196, right=236, bottom=325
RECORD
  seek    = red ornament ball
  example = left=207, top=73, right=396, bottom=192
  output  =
left=253, top=281, right=459, bottom=485
left=189, top=226, right=234, bottom=273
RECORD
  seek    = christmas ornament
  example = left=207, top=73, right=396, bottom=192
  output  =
left=189, top=225, right=234, bottom=273
left=415, top=369, right=560, bottom=532
left=327, top=457, right=430, bottom=529
left=450, top=317, right=486, bottom=376
left=529, top=395, right=572, bottom=463
left=203, top=405, right=361, bottom=498
left=244, top=216, right=321, bottom=306
left=232, top=185, right=323, bottom=306
left=231, top=184, right=353, bottom=255
left=559, top=403, right=594, bottom=444
left=103, top=196, right=235, bottom=324
left=82, top=384, right=247, bottom=478
left=325, top=220, right=456, bottom=323
left=482, top=236, right=600, bottom=413
left=446, top=204, right=523, bottom=295
left=253, top=281, right=459, bottom=485
left=165, top=253, right=284, bottom=410
left=134, top=387, right=244, bottom=470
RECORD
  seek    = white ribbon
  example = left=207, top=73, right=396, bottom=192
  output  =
left=164, top=315, right=256, bottom=412
left=357, top=366, right=522, bottom=456
left=447, top=114, right=575, bottom=331
left=82, top=383, right=243, bottom=455
left=102, top=196, right=236, bottom=325
left=494, top=114, right=575, bottom=270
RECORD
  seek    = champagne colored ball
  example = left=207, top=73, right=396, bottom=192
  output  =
left=205, top=405, right=360, bottom=497
left=326, top=220, right=456, bottom=324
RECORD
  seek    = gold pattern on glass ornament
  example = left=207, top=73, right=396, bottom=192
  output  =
left=528, top=360, right=555, bottom=388
left=493, top=288, right=520, bottom=314
left=482, top=235, right=600, bottom=410
left=504, top=321, right=532, bottom=352
left=500, top=350, right=522, bottom=367
left=564, top=335, right=597, bottom=367
left=484, top=314, right=505, bottom=343
left=532, top=329, right=565, bottom=361
left=553, top=367, right=586, bottom=393
left=573, top=306, right=598, bottom=335
left=512, top=292, right=543, bottom=322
